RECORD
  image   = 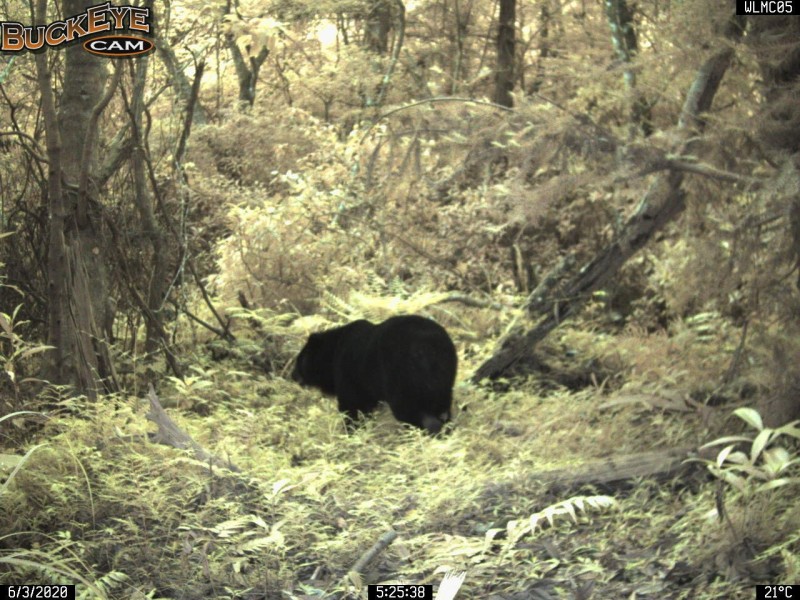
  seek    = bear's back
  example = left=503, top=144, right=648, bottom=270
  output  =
left=370, top=316, right=457, bottom=387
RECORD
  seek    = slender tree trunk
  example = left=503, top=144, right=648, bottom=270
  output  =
left=126, top=55, right=170, bottom=358
left=373, top=0, right=405, bottom=108
left=604, top=0, right=652, bottom=136
left=365, top=0, right=392, bottom=54
left=528, top=2, right=551, bottom=94
left=223, top=0, right=269, bottom=109
left=450, top=0, right=469, bottom=94
left=493, top=0, right=516, bottom=107
left=35, top=1, right=66, bottom=387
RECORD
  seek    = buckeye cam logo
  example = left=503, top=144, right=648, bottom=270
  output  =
left=1, top=2, right=154, bottom=57
left=84, top=35, right=153, bottom=56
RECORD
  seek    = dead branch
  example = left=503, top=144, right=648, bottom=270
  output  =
left=349, top=529, right=398, bottom=575
left=362, top=96, right=513, bottom=143
left=665, top=158, right=763, bottom=186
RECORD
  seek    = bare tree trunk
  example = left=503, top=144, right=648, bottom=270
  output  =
left=528, top=1, right=551, bottom=95
left=748, top=16, right=800, bottom=426
left=37, top=0, right=119, bottom=396
left=604, top=0, right=652, bottom=136
left=493, top=0, right=516, bottom=107
left=449, top=0, right=470, bottom=94
left=35, top=0, right=67, bottom=388
left=229, top=45, right=269, bottom=108
left=223, top=0, right=269, bottom=109
left=365, top=0, right=392, bottom=54
left=127, top=54, right=170, bottom=359
left=373, top=0, right=405, bottom=108
left=473, top=13, right=745, bottom=382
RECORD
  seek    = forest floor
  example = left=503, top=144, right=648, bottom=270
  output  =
left=1, top=315, right=796, bottom=599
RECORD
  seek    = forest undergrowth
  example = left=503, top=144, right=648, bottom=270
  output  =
left=2, top=298, right=799, bottom=599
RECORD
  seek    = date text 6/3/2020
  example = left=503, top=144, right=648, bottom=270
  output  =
left=1, top=586, right=76, bottom=600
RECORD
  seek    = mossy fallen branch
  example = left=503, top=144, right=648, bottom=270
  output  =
left=349, top=529, right=398, bottom=576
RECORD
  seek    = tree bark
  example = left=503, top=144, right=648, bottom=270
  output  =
left=37, top=0, right=120, bottom=396
left=493, top=0, right=516, bottom=107
left=473, top=14, right=745, bottom=382
left=35, top=1, right=66, bottom=389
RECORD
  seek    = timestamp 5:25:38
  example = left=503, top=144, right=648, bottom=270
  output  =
left=368, top=584, right=433, bottom=599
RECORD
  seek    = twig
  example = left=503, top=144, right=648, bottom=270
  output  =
left=665, top=158, right=763, bottom=187
left=439, top=292, right=505, bottom=311
left=180, top=304, right=234, bottom=340
left=0, top=130, right=48, bottom=163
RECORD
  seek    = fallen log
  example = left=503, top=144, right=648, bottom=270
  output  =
left=481, top=445, right=715, bottom=500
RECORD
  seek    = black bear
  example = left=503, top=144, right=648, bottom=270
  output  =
left=292, top=315, right=457, bottom=434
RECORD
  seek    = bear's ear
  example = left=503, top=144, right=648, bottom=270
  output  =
left=306, top=333, right=326, bottom=354
left=305, top=331, right=323, bottom=347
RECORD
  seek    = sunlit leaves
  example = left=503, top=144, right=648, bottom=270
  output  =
left=697, top=408, right=800, bottom=497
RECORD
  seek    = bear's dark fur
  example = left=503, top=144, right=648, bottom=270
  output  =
left=292, top=315, right=457, bottom=434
